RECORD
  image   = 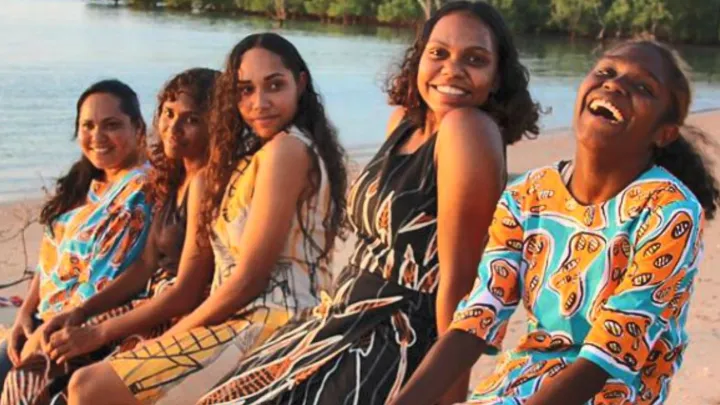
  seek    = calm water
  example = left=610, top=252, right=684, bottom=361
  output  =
left=2, top=0, right=720, bottom=202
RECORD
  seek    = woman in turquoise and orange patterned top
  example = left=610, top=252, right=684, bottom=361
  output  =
left=0, top=80, right=152, bottom=386
left=393, top=40, right=720, bottom=405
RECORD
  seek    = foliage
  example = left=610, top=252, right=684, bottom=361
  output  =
left=109, top=0, right=720, bottom=44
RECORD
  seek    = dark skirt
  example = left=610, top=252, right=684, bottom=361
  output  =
left=198, top=268, right=438, bottom=405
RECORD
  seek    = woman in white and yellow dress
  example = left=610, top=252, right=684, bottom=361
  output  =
left=66, top=32, right=348, bottom=405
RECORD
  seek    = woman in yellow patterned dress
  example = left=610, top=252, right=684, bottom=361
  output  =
left=66, top=32, right=348, bottom=405
left=392, top=40, right=720, bottom=405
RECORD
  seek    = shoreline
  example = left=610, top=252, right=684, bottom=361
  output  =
left=92, top=2, right=720, bottom=46
left=3, top=107, right=720, bottom=205
left=1, top=109, right=719, bottom=403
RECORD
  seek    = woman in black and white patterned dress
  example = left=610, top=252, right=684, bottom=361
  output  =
left=199, top=2, right=540, bottom=404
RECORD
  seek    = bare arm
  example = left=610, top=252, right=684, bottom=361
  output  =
left=434, top=108, right=505, bottom=403
left=393, top=330, right=487, bottom=405
left=524, top=359, right=609, bottom=405
left=164, top=134, right=312, bottom=334
left=7, top=274, right=41, bottom=365
left=19, top=273, right=41, bottom=319
left=45, top=174, right=214, bottom=362
left=95, top=173, right=214, bottom=342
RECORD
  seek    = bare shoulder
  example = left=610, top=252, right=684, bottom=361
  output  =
left=438, top=108, right=501, bottom=140
left=385, top=107, right=407, bottom=138
left=189, top=167, right=208, bottom=191
left=436, top=108, right=503, bottom=155
left=261, top=132, right=312, bottom=172
left=435, top=108, right=505, bottom=176
left=186, top=168, right=208, bottom=214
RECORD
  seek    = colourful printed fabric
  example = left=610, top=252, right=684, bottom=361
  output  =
left=198, top=119, right=440, bottom=405
left=1, top=268, right=177, bottom=405
left=450, top=162, right=704, bottom=405
left=36, top=167, right=152, bottom=321
left=2, top=189, right=191, bottom=405
left=106, top=127, right=333, bottom=404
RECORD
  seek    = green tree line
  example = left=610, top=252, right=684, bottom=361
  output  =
left=114, top=0, right=720, bottom=44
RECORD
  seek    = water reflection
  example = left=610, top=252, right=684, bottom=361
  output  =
left=1, top=0, right=720, bottom=202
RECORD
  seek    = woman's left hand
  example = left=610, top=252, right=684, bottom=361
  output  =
left=44, top=325, right=105, bottom=364
left=19, top=323, right=48, bottom=362
left=41, top=308, right=87, bottom=347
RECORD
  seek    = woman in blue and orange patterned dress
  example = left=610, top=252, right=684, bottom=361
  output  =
left=0, top=68, right=220, bottom=405
left=392, top=40, right=720, bottom=405
left=0, top=80, right=153, bottom=387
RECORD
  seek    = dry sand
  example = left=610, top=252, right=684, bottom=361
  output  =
left=0, top=111, right=718, bottom=403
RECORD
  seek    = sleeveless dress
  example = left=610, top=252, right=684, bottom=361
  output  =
left=199, top=120, right=440, bottom=405
left=105, top=127, right=333, bottom=405
left=154, top=189, right=188, bottom=278
left=1, top=186, right=188, bottom=405
left=84, top=189, right=191, bottom=340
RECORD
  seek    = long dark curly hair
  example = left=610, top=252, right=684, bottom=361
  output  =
left=200, top=33, right=348, bottom=259
left=386, top=0, right=540, bottom=145
left=612, top=39, right=719, bottom=220
left=146, top=68, right=220, bottom=206
left=40, top=79, right=146, bottom=227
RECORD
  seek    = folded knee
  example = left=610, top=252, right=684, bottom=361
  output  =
left=68, top=365, right=98, bottom=399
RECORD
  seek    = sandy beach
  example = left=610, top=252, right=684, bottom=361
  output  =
left=0, top=110, right=718, bottom=403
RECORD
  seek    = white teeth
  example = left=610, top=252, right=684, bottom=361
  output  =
left=94, top=147, right=111, bottom=154
left=589, top=99, right=625, bottom=123
left=434, top=85, right=467, bottom=96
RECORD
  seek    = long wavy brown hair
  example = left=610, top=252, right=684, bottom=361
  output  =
left=40, top=79, right=146, bottom=228
left=146, top=68, right=220, bottom=206
left=386, top=0, right=541, bottom=145
left=200, top=33, right=348, bottom=259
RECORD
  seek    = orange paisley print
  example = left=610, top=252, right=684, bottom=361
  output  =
left=451, top=163, right=703, bottom=403
left=549, top=232, right=607, bottom=317
left=616, top=210, right=693, bottom=295
left=522, top=232, right=553, bottom=314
